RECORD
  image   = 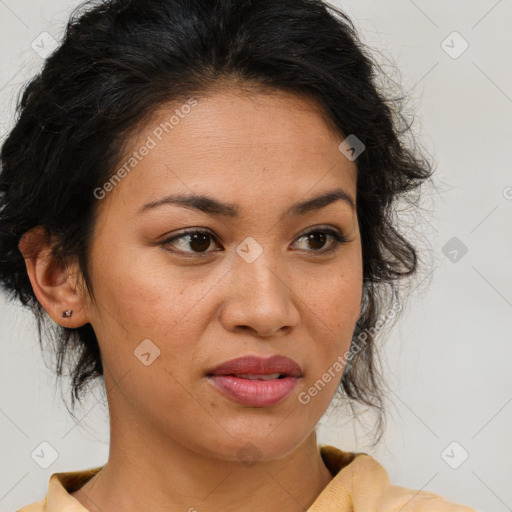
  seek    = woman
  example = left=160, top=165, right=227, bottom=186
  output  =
left=0, top=0, right=475, bottom=510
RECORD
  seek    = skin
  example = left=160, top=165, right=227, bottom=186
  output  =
left=19, top=85, right=363, bottom=512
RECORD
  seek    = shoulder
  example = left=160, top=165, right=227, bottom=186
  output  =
left=350, top=453, right=477, bottom=512
left=15, top=466, right=102, bottom=512
left=318, top=445, right=476, bottom=512
left=16, top=499, right=45, bottom=512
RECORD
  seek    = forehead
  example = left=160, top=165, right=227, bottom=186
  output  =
left=98, top=87, right=358, bottom=215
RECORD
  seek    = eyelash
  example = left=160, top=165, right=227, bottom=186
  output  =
left=158, top=227, right=348, bottom=257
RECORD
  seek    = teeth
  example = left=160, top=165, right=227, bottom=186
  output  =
left=236, top=373, right=282, bottom=380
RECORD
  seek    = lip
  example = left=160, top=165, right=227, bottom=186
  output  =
left=207, top=355, right=303, bottom=378
left=206, top=355, right=302, bottom=407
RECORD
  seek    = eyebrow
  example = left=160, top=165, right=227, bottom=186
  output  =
left=137, top=188, right=356, bottom=220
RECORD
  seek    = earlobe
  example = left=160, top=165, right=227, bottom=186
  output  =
left=18, top=226, right=89, bottom=327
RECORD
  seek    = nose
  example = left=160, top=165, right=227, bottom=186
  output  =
left=219, top=248, right=300, bottom=338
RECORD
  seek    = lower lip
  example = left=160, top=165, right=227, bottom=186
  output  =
left=207, top=375, right=300, bottom=407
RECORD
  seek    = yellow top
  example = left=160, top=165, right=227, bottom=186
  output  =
left=17, top=444, right=475, bottom=511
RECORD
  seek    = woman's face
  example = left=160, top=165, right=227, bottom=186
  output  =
left=82, top=86, right=363, bottom=461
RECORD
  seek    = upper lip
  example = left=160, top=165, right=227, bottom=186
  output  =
left=207, top=355, right=302, bottom=377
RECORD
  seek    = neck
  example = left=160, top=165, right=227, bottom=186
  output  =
left=71, top=401, right=333, bottom=512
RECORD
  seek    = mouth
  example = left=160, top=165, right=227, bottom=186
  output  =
left=206, top=374, right=300, bottom=407
left=206, top=355, right=302, bottom=407
left=206, top=354, right=303, bottom=378
left=227, top=373, right=287, bottom=380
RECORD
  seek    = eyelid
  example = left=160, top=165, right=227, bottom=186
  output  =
left=296, top=224, right=345, bottom=239
left=166, top=227, right=217, bottom=239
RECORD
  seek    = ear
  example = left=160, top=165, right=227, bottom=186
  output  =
left=18, top=226, right=90, bottom=328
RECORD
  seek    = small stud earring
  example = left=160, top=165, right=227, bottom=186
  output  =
left=61, top=310, right=73, bottom=318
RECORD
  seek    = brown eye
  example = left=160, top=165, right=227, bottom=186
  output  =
left=187, top=232, right=212, bottom=252
left=292, top=228, right=348, bottom=254
left=305, top=231, right=327, bottom=251
left=160, top=229, right=221, bottom=256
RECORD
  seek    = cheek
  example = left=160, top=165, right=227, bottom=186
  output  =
left=331, top=268, right=363, bottom=335
left=88, top=234, right=205, bottom=337
left=307, top=258, right=363, bottom=338
left=300, top=259, right=363, bottom=397
left=86, top=237, right=230, bottom=402
left=86, top=242, right=206, bottom=418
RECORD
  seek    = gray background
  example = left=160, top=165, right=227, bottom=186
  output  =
left=1, top=1, right=511, bottom=511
